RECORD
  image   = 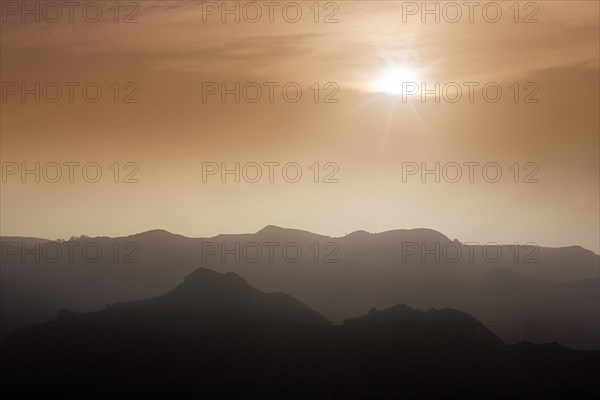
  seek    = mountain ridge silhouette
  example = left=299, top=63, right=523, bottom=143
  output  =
left=1, top=226, right=598, bottom=349
left=2, top=267, right=598, bottom=398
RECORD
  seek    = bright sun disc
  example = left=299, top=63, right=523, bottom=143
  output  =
left=371, top=66, right=422, bottom=95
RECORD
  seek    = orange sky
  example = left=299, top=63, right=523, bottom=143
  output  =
left=1, top=1, right=599, bottom=252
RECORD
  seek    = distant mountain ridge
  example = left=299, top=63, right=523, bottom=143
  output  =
left=7, top=224, right=595, bottom=249
left=1, top=226, right=598, bottom=349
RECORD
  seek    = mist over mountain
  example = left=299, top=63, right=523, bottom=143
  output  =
left=1, top=226, right=598, bottom=349
left=2, top=268, right=598, bottom=398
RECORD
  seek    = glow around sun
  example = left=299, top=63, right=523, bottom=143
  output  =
left=371, top=65, right=423, bottom=95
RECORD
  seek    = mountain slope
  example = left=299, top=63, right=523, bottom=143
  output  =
left=2, top=267, right=598, bottom=398
left=2, top=227, right=598, bottom=349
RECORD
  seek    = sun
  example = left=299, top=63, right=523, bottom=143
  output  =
left=370, top=65, right=422, bottom=95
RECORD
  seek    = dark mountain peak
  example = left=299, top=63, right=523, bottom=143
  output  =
left=184, top=266, right=242, bottom=282
left=130, top=229, right=179, bottom=239
left=554, top=245, right=599, bottom=257
left=376, top=303, right=414, bottom=315
left=253, top=225, right=331, bottom=241
left=380, top=228, right=451, bottom=242
left=256, top=225, right=315, bottom=236
left=345, top=230, right=371, bottom=238
left=258, top=224, right=286, bottom=233
left=82, top=267, right=328, bottom=325
left=343, top=228, right=452, bottom=244
left=256, top=225, right=295, bottom=234
left=146, top=228, right=173, bottom=234
left=180, top=267, right=253, bottom=293
left=173, top=268, right=328, bottom=322
left=342, top=304, right=503, bottom=346
left=423, top=306, right=478, bottom=320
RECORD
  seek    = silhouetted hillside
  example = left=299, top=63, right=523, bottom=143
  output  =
left=2, top=227, right=598, bottom=349
left=2, top=268, right=598, bottom=398
left=340, top=304, right=503, bottom=348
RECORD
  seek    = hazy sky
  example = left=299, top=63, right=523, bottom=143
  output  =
left=1, top=1, right=598, bottom=252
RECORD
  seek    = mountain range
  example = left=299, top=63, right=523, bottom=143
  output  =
left=1, top=226, right=598, bottom=349
left=3, top=267, right=599, bottom=398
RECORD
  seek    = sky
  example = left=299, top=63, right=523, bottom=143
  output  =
left=1, top=1, right=599, bottom=252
